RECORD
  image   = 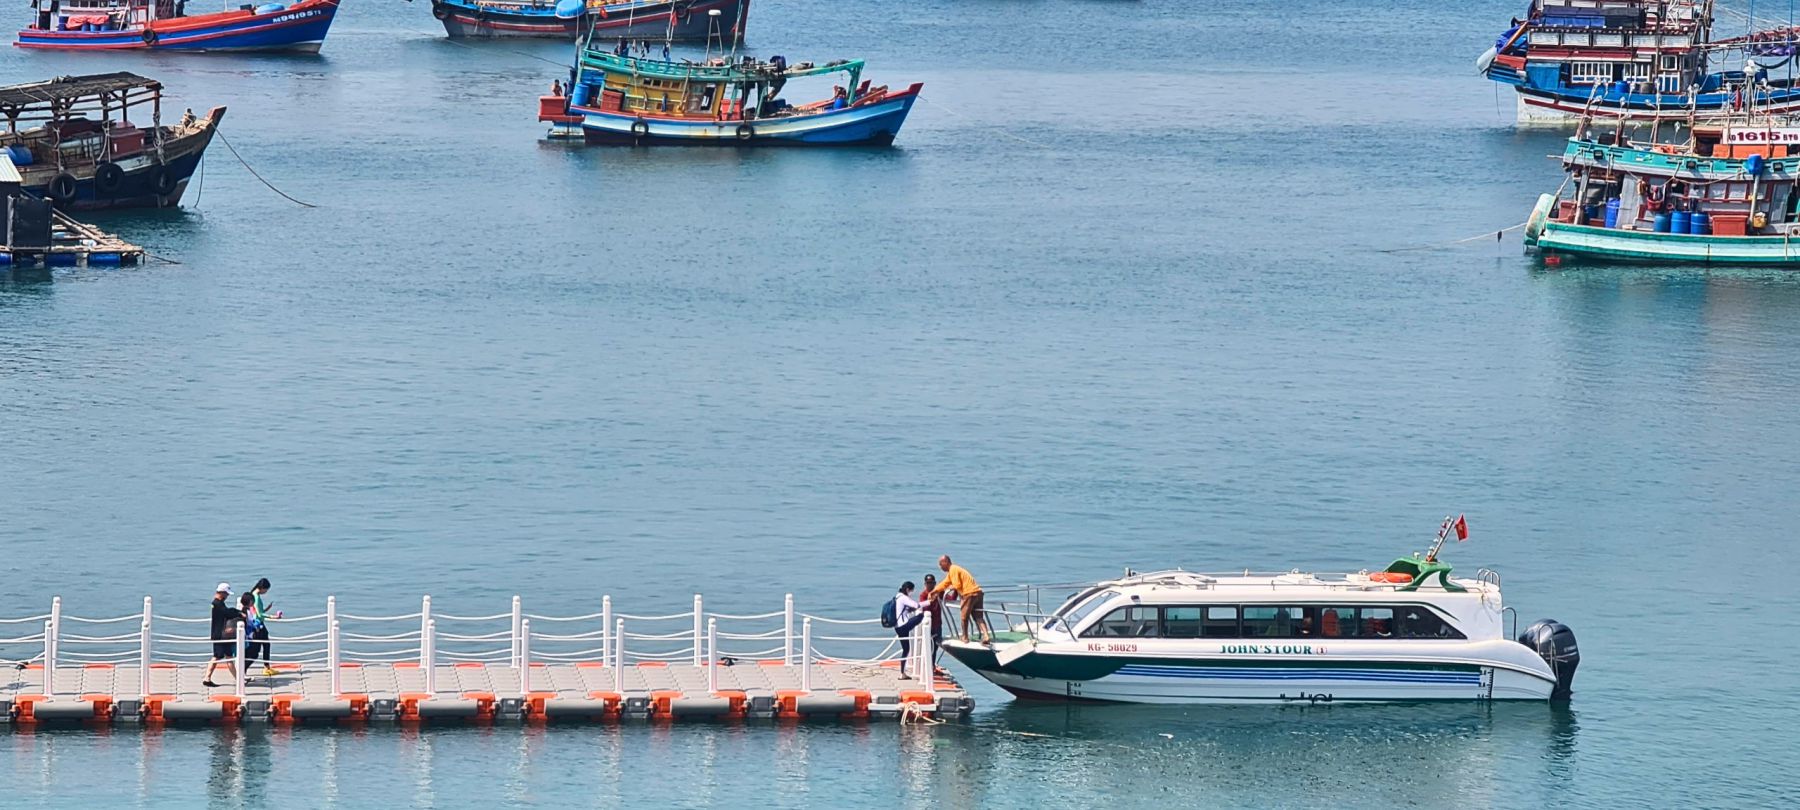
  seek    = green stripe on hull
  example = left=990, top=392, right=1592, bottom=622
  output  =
left=1538, top=223, right=1800, bottom=265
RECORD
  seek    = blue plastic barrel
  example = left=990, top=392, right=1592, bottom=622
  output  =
left=1690, top=212, right=1710, bottom=235
left=1605, top=198, right=1621, bottom=228
left=6, top=144, right=32, bottom=166
left=1654, top=213, right=1672, bottom=232
left=1672, top=211, right=1691, bottom=234
left=571, top=83, right=590, bottom=106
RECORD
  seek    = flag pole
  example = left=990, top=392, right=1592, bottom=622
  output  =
left=1425, top=515, right=1453, bottom=562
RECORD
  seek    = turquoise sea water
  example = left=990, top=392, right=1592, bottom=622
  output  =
left=4, top=0, right=1800, bottom=806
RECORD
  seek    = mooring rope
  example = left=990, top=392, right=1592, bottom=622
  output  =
left=1376, top=221, right=1528, bottom=254
left=214, top=129, right=317, bottom=209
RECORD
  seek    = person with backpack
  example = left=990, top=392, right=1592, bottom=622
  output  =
left=882, top=581, right=924, bottom=680
left=202, top=583, right=244, bottom=689
left=249, top=577, right=283, bottom=677
left=238, top=593, right=264, bottom=682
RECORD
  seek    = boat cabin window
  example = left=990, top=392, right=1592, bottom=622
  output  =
left=1081, top=606, right=1159, bottom=638
left=1044, top=589, right=1115, bottom=634
left=1076, top=604, right=1465, bottom=640
left=1162, top=606, right=1203, bottom=638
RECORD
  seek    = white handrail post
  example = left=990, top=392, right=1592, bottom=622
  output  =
left=326, top=595, right=337, bottom=640
left=510, top=596, right=522, bottom=670
left=601, top=595, right=612, bottom=664
left=139, top=620, right=151, bottom=699
left=783, top=593, right=794, bottom=665
left=613, top=619, right=625, bottom=694
left=234, top=625, right=247, bottom=699
left=424, top=619, right=437, bottom=694
left=519, top=619, right=532, bottom=695
left=142, top=595, right=153, bottom=632
left=706, top=618, right=718, bottom=694
left=328, top=619, right=341, bottom=698
left=42, top=620, right=55, bottom=700
left=49, top=595, right=61, bottom=676
left=919, top=614, right=935, bottom=701
left=692, top=594, right=703, bottom=667
left=800, top=617, right=813, bottom=693
left=420, top=595, right=431, bottom=667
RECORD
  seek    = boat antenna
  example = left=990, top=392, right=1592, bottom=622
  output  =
left=1424, top=514, right=1467, bottom=563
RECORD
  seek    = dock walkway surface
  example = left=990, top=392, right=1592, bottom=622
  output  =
left=0, top=594, right=971, bottom=727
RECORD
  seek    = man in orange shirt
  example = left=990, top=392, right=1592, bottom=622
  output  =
left=928, top=555, right=992, bottom=645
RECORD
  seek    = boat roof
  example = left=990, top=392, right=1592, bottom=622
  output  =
left=0, top=72, right=161, bottom=111
left=1562, top=136, right=1800, bottom=180
left=579, top=52, right=865, bottom=83
left=1085, top=568, right=1495, bottom=599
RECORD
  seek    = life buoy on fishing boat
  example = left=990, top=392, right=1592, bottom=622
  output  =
left=735, top=123, right=755, bottom=140
left=431, top=0, right=449, bottom=20
left=149, top=164, right=179, bottom=198
left=630, top=119, right=650, bottom=139
left=141, top=28, right=157, bottom=45
left=47, top=173, right=79, bottom=204
left=94, top=162, right=125, bottom=196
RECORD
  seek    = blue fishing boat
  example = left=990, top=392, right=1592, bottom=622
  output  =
left=1478, top=1, right=1800, bottom=123
left=539, top=47, right=921, bottom=146
left=17, top=0, right=338, bottom=52
left=432, top=0, right=746, bottom=41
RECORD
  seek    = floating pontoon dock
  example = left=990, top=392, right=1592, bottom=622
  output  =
left=0, top=595, right=971, bottom=727
left=2, top=153, right=145, bottom=269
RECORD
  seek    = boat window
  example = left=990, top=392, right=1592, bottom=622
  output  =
left=1318, top=607, right=1359, bottom=638
left=1081, top=606, right=1159, bottom=638
left=1242, top=606, right=1309, bottom=638
left=1162, top=607, right=1203, bottom=638
left=1044, top=589, right=1114, bottom=634
left=1397, top=606, right=1465, bottom=639
left=1201, top=606, right=1239, bottom=638
left=1361, top=607, right=1394, bottom=638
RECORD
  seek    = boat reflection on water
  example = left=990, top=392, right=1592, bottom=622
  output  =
left=952, top=702, right=1581, bottom=804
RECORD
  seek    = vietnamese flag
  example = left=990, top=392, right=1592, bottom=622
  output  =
left=1453, top=514, right=1469, bottom=541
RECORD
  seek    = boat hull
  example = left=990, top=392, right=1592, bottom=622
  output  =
left=571, top=83, right=920, bottom=146
left=11, top=110, right=222, bottom=211
left=1534, top=221, right=1800, bottom=265
left=434, top=0, right=745, bottom=40
left=1483, top=53, right=1800, bottom=124
left=944, top=641, right=1557, bottom=704
left=15, top=0, right=338, bottom=52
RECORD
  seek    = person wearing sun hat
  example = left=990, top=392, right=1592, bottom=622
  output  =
left=202, top=582, right=244, bottom=688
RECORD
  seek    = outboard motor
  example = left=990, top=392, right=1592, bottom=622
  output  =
left=1518, top=619, right=1579, bottom=701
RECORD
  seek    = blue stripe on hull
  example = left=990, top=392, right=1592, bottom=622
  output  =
left=1115, top=665, right=1481, bottom=684
left=16, top=4, right=336, bottom=51
left=578, top=93, right=917, bottom=146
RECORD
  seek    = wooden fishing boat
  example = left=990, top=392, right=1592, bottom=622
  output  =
left=17, top=0, right=339, bottom=52
left=1479, top=1, right=1800, bottom=123
left=1525, top=116, right=1800, bottom=263
left=539, top=45, right=921, bottom=146
left=0, top=73, right=221, bottom=210
left=432, top=0, right=746, bottom=41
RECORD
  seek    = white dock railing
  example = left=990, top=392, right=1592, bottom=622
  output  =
left=0, top=594, right=936, bottom=700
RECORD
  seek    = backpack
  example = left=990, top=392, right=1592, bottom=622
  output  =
left=879, top=597, right=897, bottom=628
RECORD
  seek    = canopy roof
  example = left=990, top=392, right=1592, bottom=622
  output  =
left=0, top=73, right=161, bottom=110
left=579, top=52, right=865, bottom=84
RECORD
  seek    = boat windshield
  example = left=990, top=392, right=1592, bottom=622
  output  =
left=1043, top=589, right=1116, bottom=634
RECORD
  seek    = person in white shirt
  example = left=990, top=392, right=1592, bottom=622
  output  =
left=894, top=582, right=923, bottom=679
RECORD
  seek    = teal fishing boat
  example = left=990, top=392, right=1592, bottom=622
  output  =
left=1526, top=117, right=1800, bottom=264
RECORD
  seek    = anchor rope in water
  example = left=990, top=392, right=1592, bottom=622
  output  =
left=1376, top=221, right=1528, bottom=254
left=214, top=129, right=317, bottom=209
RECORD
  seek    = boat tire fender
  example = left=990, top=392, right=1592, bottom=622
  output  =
left=47, top=173, right=79, bottom=204
left=150, top=164, right=179, bottom=198
left=94, top=162, right=126, bottom=196
left=431, top=0, right=449, bottom=20
left=142, top=28, right=157, bottom=46
left=630, top=120, right=650, bottom=139
left=735, top=123, right=754, bottom=141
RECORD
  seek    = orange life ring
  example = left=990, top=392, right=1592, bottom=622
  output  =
left=1369, top=572, right=1414, bottom=583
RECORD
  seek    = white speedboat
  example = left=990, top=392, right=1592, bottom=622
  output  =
left=942, top=518, right=1578, bottom=704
